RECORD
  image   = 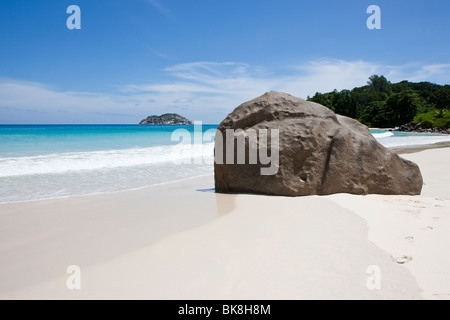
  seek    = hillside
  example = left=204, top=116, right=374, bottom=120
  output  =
left=139, top=113, right=193, bottom=125
left=307, top=75, right=450, bottom=129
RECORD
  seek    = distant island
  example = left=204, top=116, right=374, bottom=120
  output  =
left=139, top=113, right=194, bottom=125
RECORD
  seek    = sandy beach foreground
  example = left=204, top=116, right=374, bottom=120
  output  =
left=0, top=148, right=449, bottom=300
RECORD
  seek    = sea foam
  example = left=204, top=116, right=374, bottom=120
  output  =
left=0, top=143, right=215, bottom=178
left=372, top=132, right=394, bottom=139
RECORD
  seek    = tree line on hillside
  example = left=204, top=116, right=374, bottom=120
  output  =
left=307, top=75, right=450, bottom=129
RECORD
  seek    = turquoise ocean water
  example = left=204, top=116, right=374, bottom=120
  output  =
left=0, top=125, right=449, bottom=203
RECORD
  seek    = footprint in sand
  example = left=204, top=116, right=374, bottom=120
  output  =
left=421, top=226, right=434, bottom=231
left=394, top=256, right=413, bottom=264
left=404, top=236, right=414, bottom=242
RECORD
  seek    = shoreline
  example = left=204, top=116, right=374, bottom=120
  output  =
left=390, top=141, right=450, bottom=154
left=0, top=173, right=215, bottom=206
left=0, top=142, right=448, bottom=206
left=0, top=147, right=449, bottom=299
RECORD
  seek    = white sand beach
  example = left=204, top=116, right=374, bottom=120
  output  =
left=0, top=147, right=449, bottom=300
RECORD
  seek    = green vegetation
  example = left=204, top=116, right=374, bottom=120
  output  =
left=307, top=75, right=450, bottom=129
left=414, top=109, right=450, bottom=129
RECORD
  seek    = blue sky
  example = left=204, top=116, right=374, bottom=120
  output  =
left=0, top=0, right=449, bottom=124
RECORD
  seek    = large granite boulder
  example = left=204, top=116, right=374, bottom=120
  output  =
left=214, top=91, right=423, bottom=196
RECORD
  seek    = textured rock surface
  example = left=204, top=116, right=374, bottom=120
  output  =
left=214, top=91, right=423, bottom=196
left=139, top=113, right=193, bottom=125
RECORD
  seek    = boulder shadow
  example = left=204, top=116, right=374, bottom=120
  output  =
left=197, top=188, right=237, bottom=217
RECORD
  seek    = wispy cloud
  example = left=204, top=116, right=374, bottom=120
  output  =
left=145, top=45, right=172, bottom=59
left=0, top=79, right=152, bottom=123
left=147, top=0, right=172, bottom=18
left=385, top=63, right=450, bottom=83
left=1, top=59, right=450, bottom=124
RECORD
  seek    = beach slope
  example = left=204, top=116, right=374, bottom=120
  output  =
left=0, top=148, right=448, bottom=300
